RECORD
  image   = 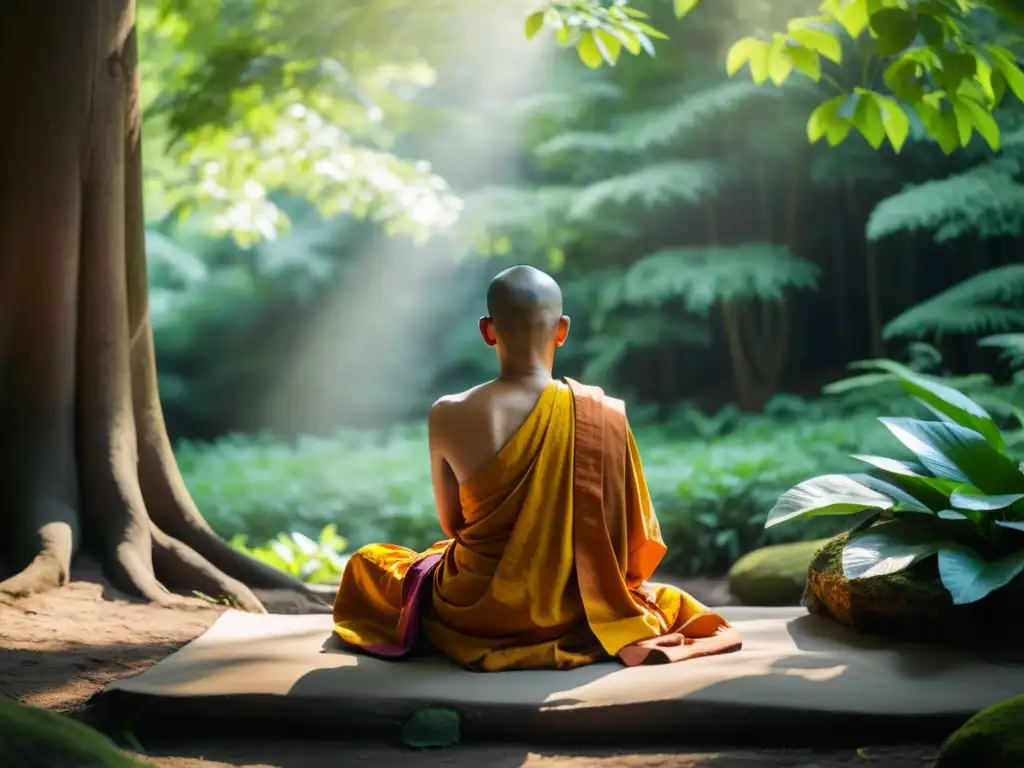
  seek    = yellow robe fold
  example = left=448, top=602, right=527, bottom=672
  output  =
left=333, top=379, right=739, bottom=671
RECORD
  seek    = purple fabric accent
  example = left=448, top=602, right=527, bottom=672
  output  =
left=358, top=552, right=443, bottom=658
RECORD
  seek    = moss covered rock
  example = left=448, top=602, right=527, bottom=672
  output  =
left=805, top=535, right=1024, bottom=649
left=936, top=695, right=1024, bottom=768
left=727, top=538, right=832, bottom=606
left=0, top=696, right=152, bottom=767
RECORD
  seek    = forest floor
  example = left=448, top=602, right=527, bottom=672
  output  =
left=0, top=561, right=940, bottom=768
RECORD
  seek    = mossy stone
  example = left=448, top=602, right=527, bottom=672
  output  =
left=936, top=695, right=1024, bottom=768
left=804, top=534, right=1024, bottom=650
left=728, top=538, right=832, bottom=606
left=0, top=696, right=152, bottom=767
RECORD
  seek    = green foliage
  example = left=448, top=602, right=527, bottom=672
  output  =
left=598, top=244, right=820, bottom=314
left=867, top=162, right=1024, bottom=243
left=767, top=370, right=1024, bottom=605
left=185, top=391, right=942, bottom=577
left=883, top=264, right=1024, bottom=339
left=231, top=525, right=349, bottom=584
left=532, top=0, right=1024, bottom=154
left=0, top=696, right=154, bottom=768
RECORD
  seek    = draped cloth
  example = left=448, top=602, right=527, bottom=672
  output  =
left=332, top=379, right=741, bottom=670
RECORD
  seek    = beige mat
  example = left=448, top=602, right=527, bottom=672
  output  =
left=100, top=607, right=1023, bottom=741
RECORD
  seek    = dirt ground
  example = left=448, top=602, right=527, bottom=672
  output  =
left=0, top=565, right=941, bottom=768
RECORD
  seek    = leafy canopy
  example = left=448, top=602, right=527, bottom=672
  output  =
left=528, top=0, right=1024, bottom=154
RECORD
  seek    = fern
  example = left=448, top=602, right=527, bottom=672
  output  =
left=535, top=131, right=632, bottom=161
left=459, top=186, right=576, bottom=252
left=866, top=165, right=1024, bottom=242
left=580, top=313, right=710, bottom=384
left=979, top=333, right=1024, bottom=369
left=599, top=243, right=820, bottom=314
left=883, top=265, right=1024, bottom=339
left=626, top=81, right=782, bottom=151
left=569, top=161, right=721, bottom=219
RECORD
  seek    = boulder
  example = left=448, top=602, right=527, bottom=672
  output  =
left=0, top=695, right=152, bottom=767
left=936, top=695, right=1024, bottom=768
left=805, top=535, right=1024, bottom=650
left=727, top=538, right=832, bottom=606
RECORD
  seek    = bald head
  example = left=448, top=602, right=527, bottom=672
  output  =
left=486, top=265, right=563, bottom=335
left=481, top=266, right=569, bottom=360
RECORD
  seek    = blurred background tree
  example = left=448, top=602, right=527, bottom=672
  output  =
left=138, top=0, right=1023, bottom=578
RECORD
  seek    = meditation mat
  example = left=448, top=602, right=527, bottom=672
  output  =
left=100, top=606, right=1024, bottom=743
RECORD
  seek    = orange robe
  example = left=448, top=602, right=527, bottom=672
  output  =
left=332, top=378, right=740, bottom=670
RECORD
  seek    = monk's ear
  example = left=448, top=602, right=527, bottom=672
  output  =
left=479, top=316, right=498, bottom=347
left=554, top=315, right=570, bottom=347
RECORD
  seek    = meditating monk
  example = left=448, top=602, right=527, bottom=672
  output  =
left=332, top=265, right=740, bottom=670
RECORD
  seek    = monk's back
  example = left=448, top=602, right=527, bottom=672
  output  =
left=437, top=378, right=554, bottom=484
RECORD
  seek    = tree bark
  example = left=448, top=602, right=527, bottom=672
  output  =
left=0, top=0, right=328, bottom=613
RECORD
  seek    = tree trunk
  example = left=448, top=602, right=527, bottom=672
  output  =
left=0, top=0, right=328, bottom=613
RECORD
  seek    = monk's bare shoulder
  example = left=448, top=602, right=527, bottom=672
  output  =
left=428, top=382, right=493, bottom=440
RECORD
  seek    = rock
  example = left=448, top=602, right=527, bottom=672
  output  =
left=0, top=695, right=152, bottom=767
left=805, top=534, right=1024, bottom=649
left=727, top=538, right=832, bottom=606
left=936, top=695, right=1024, bottom=768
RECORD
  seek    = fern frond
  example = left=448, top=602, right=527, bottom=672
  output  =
left=535, top=131, right=631, bottom=160
left=626, top=81, right=781, bottom=151
left=600, top=243, right=820, bottom=314
left=978, top=333, right=1024, bottom=368
left=569, top=161, right=720, bottom=219
left=866, top=167, right=1024, bottom=242
left=883, top=265, right=1024, bottom=339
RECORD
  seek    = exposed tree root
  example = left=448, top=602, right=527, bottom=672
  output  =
left=0, top=0, right=330, bottom=614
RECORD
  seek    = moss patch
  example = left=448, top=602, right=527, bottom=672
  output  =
left=728, top=538, right=832, bottom=606
left=0, top=696, right=152, bottom=767
left=805, top=534, right=1024, bottom=649
left=936, top=695, right=1024, bottom=768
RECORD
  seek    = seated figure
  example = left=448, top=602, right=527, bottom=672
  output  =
left=333, top=265, right=740, bottom=671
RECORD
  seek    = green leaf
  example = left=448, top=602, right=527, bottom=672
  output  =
left=987, top=45, right=1024, bottom=101
left=768, top=39, right=794, bottom=85
left=916, top=14, right=945, bottom=47
left=995, top=520, right=1024, bottom=532
left=878, top=417, right=1024, bottom=493
left=785, top=42, right=822, bottom=81
left=807, top=94, right=851, bottom=144
left=524, top=11, right=545, bottom=40
left=869, top=7, right=918, bottom=56
left=727, top=37, right=771, bottom=82
left=851, top=455, right=927, bottom=477
left=852, top=90, right=886, bottom=149
left=949, top=489, right=1024, bottom=511
left=896, top=372, right=1003, bottom=450
left=831, top=0, right=870, bottom=39
left=937, top=546, right=1024, bottom=605
left=855, top=473, right=937, bottom=513
left=938, top=509, right=969, bottom=520
left=952, top=99, right=975, bottom=145
left=577, top=31, right=604, bottom=69
left=787, top=23, right=842, bottom=63
left=872, top=93, right=910, bottom=152
left=674, top=0, right=700, bottom=19
left=842, top=520, right=941, bottom=579
left=959, top=97, right=1001, bottom=150
left=400, top=707, right=462, bottom=749
left=594, top=28, right=623, bottom=64
left=766, top=474, right=894, bottom=528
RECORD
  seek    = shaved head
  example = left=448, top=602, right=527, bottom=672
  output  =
left=486, top=265, right=563, bottom=336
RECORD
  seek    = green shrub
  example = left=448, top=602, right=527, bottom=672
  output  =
left=766, top=370, right=1024, bottom=605
left=179, top=391, right=945, bottom=577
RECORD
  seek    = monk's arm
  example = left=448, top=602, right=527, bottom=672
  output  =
left=428, top=401, right=463, bottom=538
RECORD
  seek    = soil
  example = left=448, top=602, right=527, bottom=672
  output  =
left=0, top=561, right=941, bottom=768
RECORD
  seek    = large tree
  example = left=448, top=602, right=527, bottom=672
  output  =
left=0, top=0, right=331, bottom=611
